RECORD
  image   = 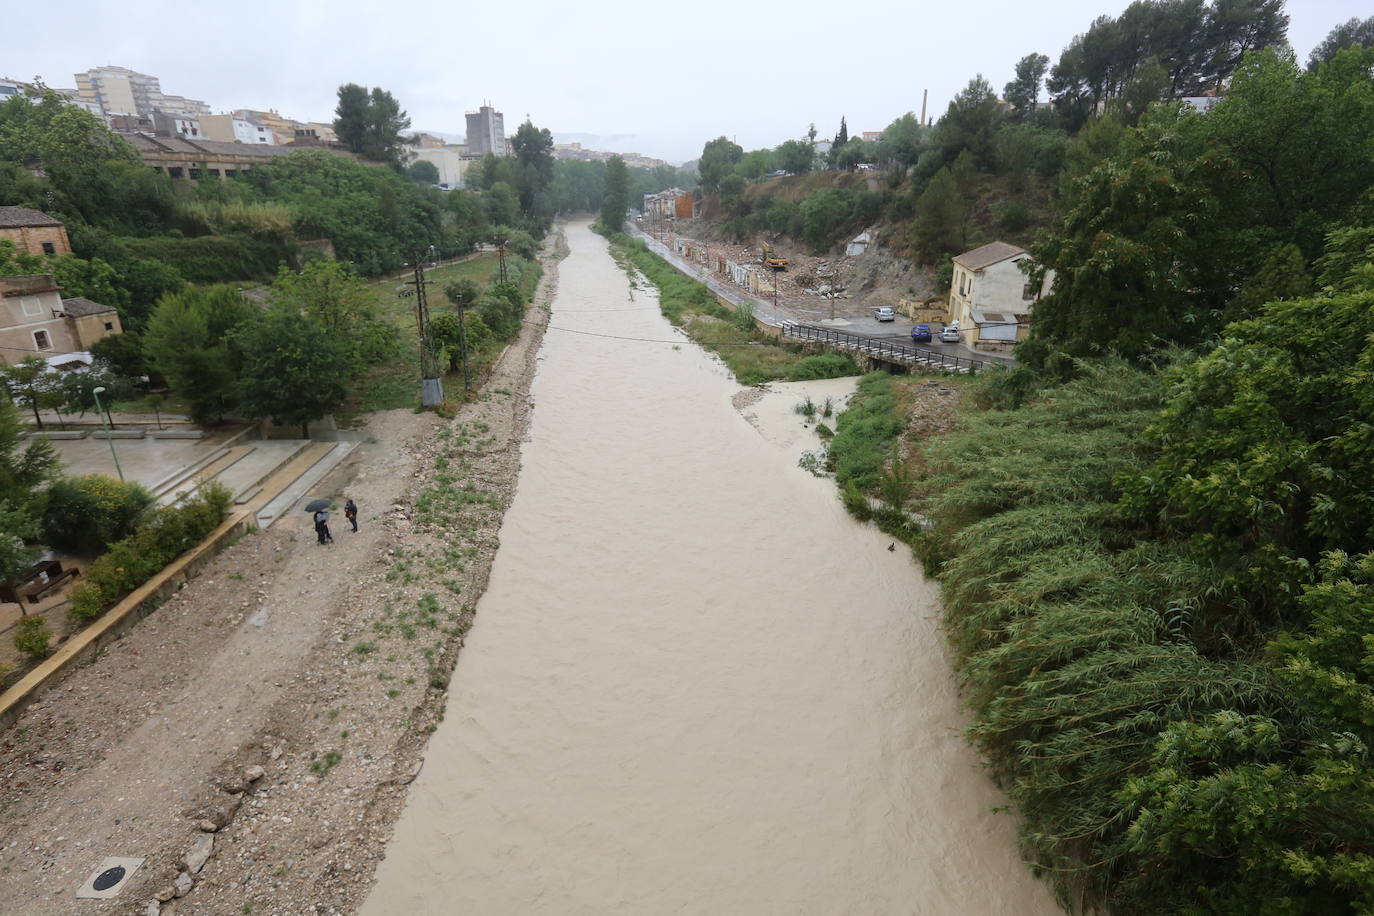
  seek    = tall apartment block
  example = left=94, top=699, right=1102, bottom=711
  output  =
left=74, top=66, right=210, bottom=119
left=465, top=104, right=505, bottom=157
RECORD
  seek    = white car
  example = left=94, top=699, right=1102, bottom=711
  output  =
left=873, top=307, right=896, bottom=322
left=940, top=324, right=960, bottom=342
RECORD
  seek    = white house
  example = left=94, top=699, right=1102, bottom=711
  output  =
left=947, top=241, right=1054, bottom=352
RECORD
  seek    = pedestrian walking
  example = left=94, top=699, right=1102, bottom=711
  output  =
left=345, top=498, right=359, bottom=533
left=314, top=509, right=333, bottom=544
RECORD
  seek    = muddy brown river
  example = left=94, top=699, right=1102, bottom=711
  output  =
left=360, top=221, right=1061, bottom=915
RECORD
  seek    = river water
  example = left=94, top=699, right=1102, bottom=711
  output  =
left=360, top=221, right=1061, bottom=915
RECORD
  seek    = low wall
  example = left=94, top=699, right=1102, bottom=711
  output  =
left=0, top=507, right=255, bottom=732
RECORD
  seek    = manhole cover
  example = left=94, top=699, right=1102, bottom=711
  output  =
left=92, top=866, right=126, bottom=891
left=75, top=857, right=144, bottom=899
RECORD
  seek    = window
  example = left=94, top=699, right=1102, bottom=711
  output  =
left=33, top=329, right=51, bottom=350
left=41, top=242, right=55, bottom=255
left=104, top=322, right=114, bottom=331
left=1022, top=280, right=1038, bottom=301
left=20, top=295, right=42, bottom=317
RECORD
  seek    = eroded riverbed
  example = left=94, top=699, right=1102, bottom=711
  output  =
left=360, top=222, right=1061, bottom=915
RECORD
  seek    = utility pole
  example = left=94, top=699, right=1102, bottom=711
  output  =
left=496, top=235, right=509, bottom=285
left=405, top=250, right=444, bottom=406
left=457, top=298, right=471, bottom=394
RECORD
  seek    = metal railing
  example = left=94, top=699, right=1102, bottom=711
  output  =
left=780, top=322, right=989, bottom=373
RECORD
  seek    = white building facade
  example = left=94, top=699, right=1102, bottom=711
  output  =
left=948, top=241, right=1054, bottom=351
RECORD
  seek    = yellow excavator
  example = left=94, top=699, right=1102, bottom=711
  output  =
left=760, top=243, right=789, bottom=271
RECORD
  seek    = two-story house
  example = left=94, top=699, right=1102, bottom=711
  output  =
left=947, top=241, right=1054, bottom=352
left=0, top=275, right=122, bottom=365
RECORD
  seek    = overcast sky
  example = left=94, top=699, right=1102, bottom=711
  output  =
left=4, top=0, right=1367, bottom=163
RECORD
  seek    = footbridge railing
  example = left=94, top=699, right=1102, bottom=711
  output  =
left=779, top=322, right=989, bottom=374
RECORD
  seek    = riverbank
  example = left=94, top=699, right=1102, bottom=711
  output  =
left=0, top=229, right=566, bottom=914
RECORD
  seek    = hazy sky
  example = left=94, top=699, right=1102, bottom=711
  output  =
left=4, top=0, right=1367, bottom=163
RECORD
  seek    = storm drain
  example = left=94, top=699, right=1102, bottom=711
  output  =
left=75, top=857, right=144, bottom=899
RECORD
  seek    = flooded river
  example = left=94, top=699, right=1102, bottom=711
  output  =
left=360, top=221, right=1061, bottom=915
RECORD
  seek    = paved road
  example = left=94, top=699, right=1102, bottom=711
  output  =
left=628, top=224, right=1016, bottom=367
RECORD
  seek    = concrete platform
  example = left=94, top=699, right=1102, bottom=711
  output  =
left=51, top=436, right=217, bottom=490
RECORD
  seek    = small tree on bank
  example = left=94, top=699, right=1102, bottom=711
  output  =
left=235, top=309, right=351, bottom=438
left=599, top=155, right=629, bottom=234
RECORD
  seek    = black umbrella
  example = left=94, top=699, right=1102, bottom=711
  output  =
left=304, top=498, right=332, bottom=513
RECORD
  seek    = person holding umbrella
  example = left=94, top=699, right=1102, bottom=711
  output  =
left=306, top=498, right=334, bottom=545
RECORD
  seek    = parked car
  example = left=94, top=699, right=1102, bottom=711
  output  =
left=873, top=306, right=896, bottom=322
left=912, top=324, right=932, bottom=342
left=940, top=323, right=960, bottom=343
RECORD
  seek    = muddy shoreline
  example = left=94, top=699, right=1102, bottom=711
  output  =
left=0, top=228, right=566, bottom=915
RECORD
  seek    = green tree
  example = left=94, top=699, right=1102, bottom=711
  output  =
left=484, top=182, right=520, bottom=228
left=144, top=286, right=257, bottom=424
left=270, top=260, right=393, bottom=365
left=406, top=159, right=440, bottom=184
left=934, top=75, right=1002, bottom=167
left=0, top=397, right=59, bottom=521
left=0, top=358, right=57, bottom=429
left=331, top=84, right=413, bottom=167
left=1308, top=16, right=1374, bottom=70
left=332, top=83, right=370, bottom=154
left=90, top=333, right=148, bottom=380
left=0, top=500, right=39, bottom=588
left=717, top=174, right=746, bottom=217
left=235, top=308, right=351, bottom=438
left=877, top=113, right=925, bottom=169
left=698, top=136, right=744, bottom=193
left=510, top=120, right=555, bottom=224
left=799, top=189, right=849, bottom=253
left=775, top=139, right=814, bottom=175
left=1004, top=53, right=1050, bottom=119
left=910, top=168, right=967, bottom=263
left=599, top=155, right=629, bottom=233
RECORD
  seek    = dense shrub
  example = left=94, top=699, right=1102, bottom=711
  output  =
left=41, top=475, right=154, bottom=556
left=121, top=234, right=294, bottom=283
left=13, top=616, right=52, bottom=659
left=67, top=482, right=232, bottom=623
left=828, top=372, right=903, bottom=492
left=786, top=352, right=861, bottom=381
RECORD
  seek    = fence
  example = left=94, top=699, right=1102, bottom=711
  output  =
left=779, top=322, right=990, bottom=374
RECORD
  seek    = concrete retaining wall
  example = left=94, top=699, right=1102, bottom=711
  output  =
left=0, top=508, right=254, bottom=733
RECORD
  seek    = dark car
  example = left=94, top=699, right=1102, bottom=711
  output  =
left=911, top=324, right=932, bottom=343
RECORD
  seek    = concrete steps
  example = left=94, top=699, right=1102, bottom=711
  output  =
left=158, top=445, right=255, bottom=504
left=253, top=441, right=358, bottom=530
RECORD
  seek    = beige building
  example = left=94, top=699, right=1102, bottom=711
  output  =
left=0, top=275, right=122, bottom=365
left=947, top=241, right=1054, bottom=352
left=74, top=65, right=209, bottom=118
left=0, top=207, right=73, bottom=257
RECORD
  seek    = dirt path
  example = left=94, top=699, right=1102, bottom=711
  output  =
left=0, top=229, right=564, bottom=915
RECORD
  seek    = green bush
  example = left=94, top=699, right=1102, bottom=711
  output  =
left=122, top=234, right=294, bottom=283
left=786, top=352, right=861, bottom=381
left=41, top=475, right=154, bottom=556
left=67, top=482, right=231, bottom=624
left=13, top=616, right=53, bottom=659
left=829, top=372, right=903, bottom=492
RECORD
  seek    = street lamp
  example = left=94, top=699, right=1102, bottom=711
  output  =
left=91, top=386, right=124, bottom=482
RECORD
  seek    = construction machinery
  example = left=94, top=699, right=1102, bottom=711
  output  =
left=760, top=243, right=789, bottom=271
